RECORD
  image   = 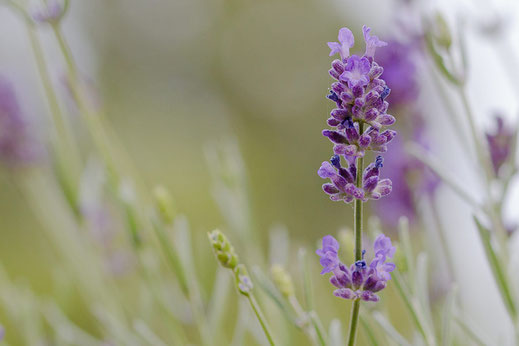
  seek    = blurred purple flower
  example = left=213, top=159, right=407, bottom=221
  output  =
left=318, top=234, right=395, bottom=302
left=373, top=117, right=440, bottom=228
left=0, top=77, right=40, bottom=167
left=486, top=116, right=515, bottom=176
left=376, top=40, right=419, bottom=108
left=31, top=0, right=64, bottom=24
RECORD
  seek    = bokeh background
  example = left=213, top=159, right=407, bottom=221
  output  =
left=1, top=0, right=519, bottom=344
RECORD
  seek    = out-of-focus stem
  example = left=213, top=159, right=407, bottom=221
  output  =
left=50, top=24, right=116, bottom=175
left=392, top=271, right=435, bottom=346
left=429, top=196, right=456, bottom=281
left=23, top=20, right=81, bottom=211
left=406, top=143, right=483, bottom=212
left=247, top=294, right=276, bottom=346
left=457, top=86, right=511, bottom=267
left=474, top=218, right=518, bottom=329
left=457, top=87, right=494, bottom=181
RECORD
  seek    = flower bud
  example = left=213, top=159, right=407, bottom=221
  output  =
left=271, top=265, right=294, bottom=298
left=235, top=264, right=253, bottom=296
left=153, top=185, right=176, bottom=225
left=208, top=230, right=239, bottom=269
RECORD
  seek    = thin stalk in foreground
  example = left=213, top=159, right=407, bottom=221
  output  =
left=474, top=218, right=518, bottom=324
left=347, top=142, right=364, bottom=346
left=247, top=294, right=276, bottom=346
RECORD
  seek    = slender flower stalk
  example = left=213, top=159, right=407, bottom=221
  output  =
left=349, top=148, right=363, bottom=346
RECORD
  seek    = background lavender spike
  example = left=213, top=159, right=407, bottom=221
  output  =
left=0, top=77, right=41, bottom=167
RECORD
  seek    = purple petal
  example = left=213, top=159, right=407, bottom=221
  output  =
left=318, top=161, right=336, bottom=179
left=360, top=291, right=379, bottom=302
left=333, top=288, right=356, bottom=300
left=362, top=25, right=387, bottom=58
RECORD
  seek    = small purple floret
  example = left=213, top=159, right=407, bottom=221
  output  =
left=316, top=235, right=341, bottom=274
left=362, top=25, right=387, bottom=59
left=327, top=28, right=355, bottom=61
left=486, top=116, right=514, bottom=176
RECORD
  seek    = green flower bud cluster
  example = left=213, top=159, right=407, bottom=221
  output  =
left=208, top=230, right=239, bottom=269
left=208, top=230, right=252, bottom=296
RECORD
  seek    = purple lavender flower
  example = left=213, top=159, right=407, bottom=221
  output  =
left=0, top=77, right=40, bottom=167
left=31, top=0, right=64, bottom=24
left=324, top=27, right=396, bottom=162
left=318, top=155, right=392, bottom=203
left=486, top=116, right=515, bottom=176
left=317, top=234, right=395, bottom=302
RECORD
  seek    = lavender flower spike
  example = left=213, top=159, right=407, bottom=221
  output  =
left=323, top=26, right=396, bottom=170
left=317, top=234, right=395, bottom=302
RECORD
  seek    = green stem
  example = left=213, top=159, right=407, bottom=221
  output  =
left=152, top=221, right=189, bottom=296
left=347, top=133, right=364, bottom=346
left=347, top=300, right=361, bottom=346
left=457, top=87, right=494, bottom=182
left=474, top=217, right=518, bottom=324
left=247, top=294, right=276, bottom=346
left=23, top=20, right=81, bottom=211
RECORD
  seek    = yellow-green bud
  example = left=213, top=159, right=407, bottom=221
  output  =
left=434, top=13, right=452, bottom=49
left=271, top=265, right=294, bottom=298
left=234, top=264, right=253, bottom=296
left=153, top=185, right=176, bottom=225
left=208, top=230, right=239, bottom=269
